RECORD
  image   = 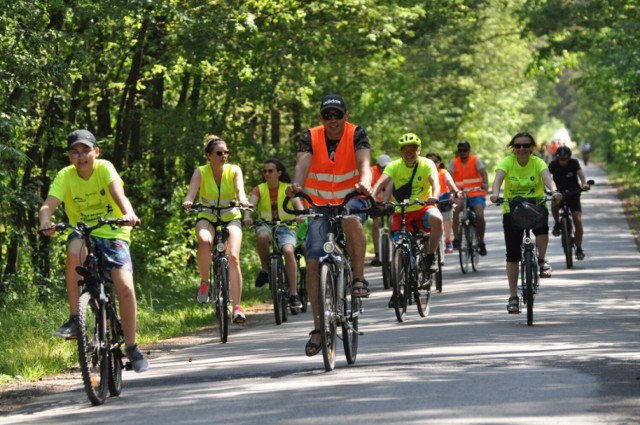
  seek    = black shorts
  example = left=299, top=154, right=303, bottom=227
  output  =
left=502, top=210, right=549, bottom=263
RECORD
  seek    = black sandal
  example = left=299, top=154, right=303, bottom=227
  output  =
left=305, top=329, right=322, bottom=357
left=351, top=278, right=370, bottom=298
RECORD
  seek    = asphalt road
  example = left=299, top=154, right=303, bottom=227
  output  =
left=2, top=161, right=639, bottom=425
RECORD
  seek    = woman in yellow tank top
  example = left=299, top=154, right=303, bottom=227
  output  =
left=183, top=135, right=250, bottom=323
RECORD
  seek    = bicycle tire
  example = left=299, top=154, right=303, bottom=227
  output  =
left=524, top=250, right=535, bottom=326
left=469, top=224, right=479, bottom=271
left=107, top=304, right=123, bottom=397
left=381, top=233, right=392, bottom=290
left=78, top=291, right=109, bottom=405
left=392, top=245, right=409, bottom=322
left=342, top=266, right=359, bottom=364
left=415, top=256, right=431, bottom=318
left=435, top=243, right=443, bottom=293
left=298, top=265, right=308, bottom=313
left=270, top=257, right=283, bottom=325
left=561, top=216, right=574, bottom=269
left=319, top=262, right=337, bottom=371
left=279, top=260, right=289, bottom=322
left=214, top=258, right=230, bottom=343
left=458, top=225, right=470, bottom=274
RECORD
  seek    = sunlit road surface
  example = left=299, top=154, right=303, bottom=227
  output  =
left=3, top=161, right=639, bottom=425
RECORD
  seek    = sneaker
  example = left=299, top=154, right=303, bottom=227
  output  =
left=254, top=270, right=269, bottom=288
left=552, top=223, right=561, bottom=237
left=425, top=253, right=437, bottom=273
left=232, top=306, right=246, bottom=324
left=126, top=344, right=150, bottom=373
left=197, top=282, right=210, bottom=303
left=507, top=296, right=520, bottom=314
left=539, top=259, right=552, bottom=278
left=452, top=239, right=460, bottom=250
left=478, top=242, right=487, bottom=256
left=53, top=315, right=79, bottom=339
left=445, top=242, right=454, bottom=254
left=289, top=293, right=303, bottom=311
left=370, top=255, right=382, bottom=267
left=576, top=248, right=585, bottom=261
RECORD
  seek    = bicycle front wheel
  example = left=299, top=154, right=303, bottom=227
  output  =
left=523, top=250, right=535, bottom=326
left=342, top=267, right=359, bottom=365
left=392, top=246, right=409, bottom=322
left=298, top=264, right=308, bottom=313
left=319, top=262, right=337, bottom=371
left=214, top=258, right=230, bottom=343
left=435, top=242, right=443, bottom=293
left=381, top=233, right=393, bottom=290
left=561, top=217, right=574, bottom=269
left=458, top=225, right=470, bottom=274
left=270, top=257, right=284, bottom=325
left=107, top=303, right=123, bottom=397
left=78, top=292, right=109, bottom=405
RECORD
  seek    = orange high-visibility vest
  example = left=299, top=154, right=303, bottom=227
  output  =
left=305, top=123, right=359, bottom=204
left=437, top=168, right=449, bottom=194
left=452, top=156, right=486, bottom=197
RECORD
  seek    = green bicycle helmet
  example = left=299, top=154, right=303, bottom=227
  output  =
left=398, top=133, right=421, bottom=148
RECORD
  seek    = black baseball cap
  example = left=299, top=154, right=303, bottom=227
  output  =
left=67, top=129, right=97, bottom=149
left=319, top=94, right=347, bottom=113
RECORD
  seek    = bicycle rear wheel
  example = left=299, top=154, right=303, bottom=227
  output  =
left=561, top=217, right=574, bottom=269
left=381, top=233, right=393, bottom=290
left=415, top=261, right=432, bottom=318
left=458, top=225, right=470, bottom=274
left=213, top=258, right=230, bottom=343
left=392, top=246, right=409, bottom=322
left=270, top=257, right=284, bottom=325
left=107, top=303, right=123, bottom=397
left=435, top=243, right=443, bottom=293
left=523, top=250, right=535, bottom=326
left=319, top=262, right=337, bottom=371
left=78, top=292, right=109, bottom=405
left=297, top=264, right=308, bottom=313
left=342, top=267, right=359, bottom=364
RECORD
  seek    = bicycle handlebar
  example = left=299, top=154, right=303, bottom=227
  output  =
left=187, top=202, right=254, bottom=216
left=39, top=218, right=137, bottom=236
left=283, top=190, right=376, bottom=216
left=251, top=218, right=297, bottom=228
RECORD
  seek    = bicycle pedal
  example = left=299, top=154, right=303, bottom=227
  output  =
left=358, top=331, right=364, bottom=336
left=125, top=361, right=133, bottom=371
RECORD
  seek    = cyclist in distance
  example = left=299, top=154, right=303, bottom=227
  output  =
left=490, top=132, right=562, bottom=314
left=287, top=94, right=372, bottom=357
left=548, top=146, right=591, bottom=260
left=370, top=153, right=392, bottom=266
left=183, top=135, right=250, bottom=324
left=38, top=129, right=149, bottom=372
left=372, top=133, right=443, bottom=272
left=426, top=152, right=459, bottom=254
left=450, top=141, right=489, bottom=256
left=243, top=158, right=305, bottom=310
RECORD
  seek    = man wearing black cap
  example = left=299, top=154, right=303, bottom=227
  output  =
left=548, top=146, right=591, bottom=260
left=449, top=140, right=489, bottom=256
left=39, top=129, right=149, bottom=372
left=288, top=94, right=372, bottom=357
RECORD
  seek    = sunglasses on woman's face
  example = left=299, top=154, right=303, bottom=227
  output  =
left=214, top=150, right=229, bottom=157
left=513, top=143, right=532, bottom=149
left=262, top=169, right=276, bottom=174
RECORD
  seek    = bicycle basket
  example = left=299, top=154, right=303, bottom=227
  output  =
left=510, top=199, right=545, bottom=229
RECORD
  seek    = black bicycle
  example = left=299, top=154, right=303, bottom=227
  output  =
left=457, top=188, right=483, bottom=274
left=188, top=202, right=252, bottom=343
left=252, top=218, right=300, bottom=325
left=376, top=210, right=394, bottom=290
left=41, top=219, right=132, bottom=405
left=495, top=196, right=554, bottom=326
left=556, top=180, right=594, bottom=269
left=295, top=243, right=308, bottom=313
left=284, top=190, right=375, bottom=371
left=383, top=199, right=441, bottom=323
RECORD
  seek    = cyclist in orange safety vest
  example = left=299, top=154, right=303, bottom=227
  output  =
left=449, top=140, right=489, bottom=256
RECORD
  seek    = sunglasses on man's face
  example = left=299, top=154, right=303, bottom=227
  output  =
left=321, top=110, right=345, bottom=120
left=214, top=150, right=229, bottom=157
left=458, top=148, right=469, bottom=153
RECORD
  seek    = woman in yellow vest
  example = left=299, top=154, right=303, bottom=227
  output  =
left=243, top=159, right=305, bottom=313
left=183, top=135, right=250, bottom=323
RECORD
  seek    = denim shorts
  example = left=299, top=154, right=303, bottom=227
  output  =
left=467, top=195, right=486, bottom=209
left=67, top=233, right=133, bottom=275
left=305, top=197, right=368, bottom=260
left=256, top=224, right=297, bottom=248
